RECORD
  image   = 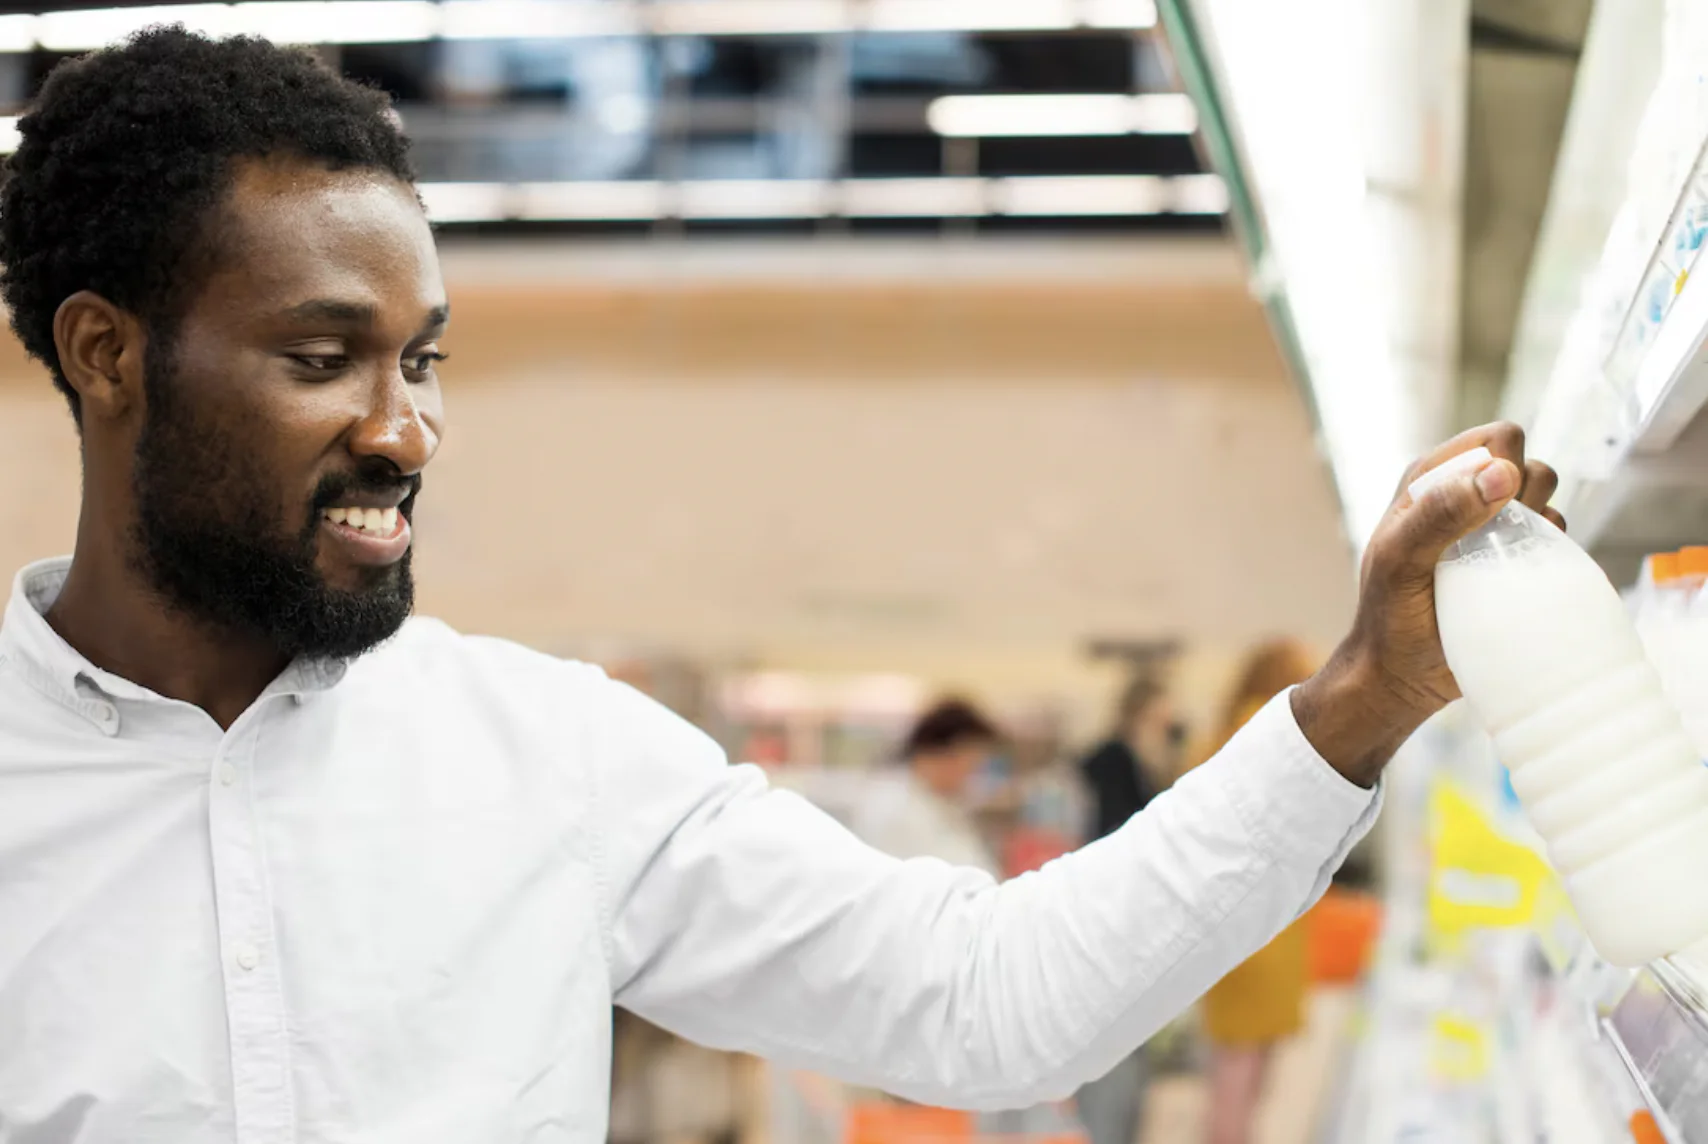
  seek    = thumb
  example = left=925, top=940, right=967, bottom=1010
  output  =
left=1394, top=457, right=1520, bottom=567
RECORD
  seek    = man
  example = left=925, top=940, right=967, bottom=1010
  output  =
left=0, top=28, right=1562, bottom=1144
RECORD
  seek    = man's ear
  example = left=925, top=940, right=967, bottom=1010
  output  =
left=54, top=290, right=147, bottom=424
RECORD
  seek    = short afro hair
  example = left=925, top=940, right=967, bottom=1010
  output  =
left=0, top=25, right=416, bottom=424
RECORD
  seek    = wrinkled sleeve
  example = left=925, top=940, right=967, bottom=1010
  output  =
left=588, top=677, right=1378, bottom=1110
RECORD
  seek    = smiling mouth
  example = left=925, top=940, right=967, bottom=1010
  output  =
left=316, top=499, right=414, bottom=568
left=322, top=505, right=401, bottom=538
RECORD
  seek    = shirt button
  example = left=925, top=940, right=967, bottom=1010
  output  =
left=233, top=942, right=261, bottom=972
left=218, top=763, right=237, bottom=787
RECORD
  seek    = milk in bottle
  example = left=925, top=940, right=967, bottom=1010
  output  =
left=1418, top=447, right=1708, bottom=966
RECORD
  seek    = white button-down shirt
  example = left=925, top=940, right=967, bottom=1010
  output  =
left=0, top=557, right=1380, bottom=1143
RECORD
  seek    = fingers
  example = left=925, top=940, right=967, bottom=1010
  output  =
left=1395, top=423, right=1563, bottom=522
left=1518, top=459, right=1558, bottom=514
left=1399, top=421, right=1528, bottom=496
left=1386, top=456, right=1520, bottom=575
left=1378, top=422, right=1568, bottom=579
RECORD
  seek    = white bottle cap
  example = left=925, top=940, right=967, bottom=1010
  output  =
left=1407, top=446, right=1494, bottom=501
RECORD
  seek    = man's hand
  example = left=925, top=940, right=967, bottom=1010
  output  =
left=1292, top=422, right=1564, bottom=787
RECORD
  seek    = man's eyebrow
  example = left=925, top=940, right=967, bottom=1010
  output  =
left=283, top=299, right=380, bottom=325
left=280, top=300, right=450, bottom=334
left=419, top=303, right=450, bottom=333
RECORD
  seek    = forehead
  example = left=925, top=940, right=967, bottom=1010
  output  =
left=186, top=158, right=445, bottom=327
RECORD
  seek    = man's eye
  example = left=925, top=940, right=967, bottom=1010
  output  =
left=406, top=351, right=449, bottom=374
left=290, top=355, right=348, bottom=373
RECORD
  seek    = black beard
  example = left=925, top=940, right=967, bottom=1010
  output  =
left=130, top=338, right=418, bottom=662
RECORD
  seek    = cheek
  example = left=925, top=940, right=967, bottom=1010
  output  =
left=186, top=399, right=323, bottom=529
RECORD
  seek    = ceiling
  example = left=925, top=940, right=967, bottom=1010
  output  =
left=0, top=3, right=1220, bottom=234
left=0, top=236, right=1354, bottom=706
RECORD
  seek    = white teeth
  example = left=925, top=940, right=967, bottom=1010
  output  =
left=323, top=506, right=402, bottom=536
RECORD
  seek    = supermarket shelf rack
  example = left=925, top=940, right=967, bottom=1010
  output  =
left=1520, top=11, right=1708, bottom=577
left=1605, top=961, right=1708, bottom=1141
left=1548, top=137, right=1708, bottom=566
left=1493, top=9, right=1708, bottom=1139
left=1324, top=709, right=1708, bottom=1144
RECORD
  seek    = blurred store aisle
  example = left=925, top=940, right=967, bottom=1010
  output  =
left=730, top=986, right=1358, bottom=1144
left=1139, top=989, right=1358, bottom=1144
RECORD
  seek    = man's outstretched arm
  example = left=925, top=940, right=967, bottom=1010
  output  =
left=595, top=423, right=1559, bottom=1109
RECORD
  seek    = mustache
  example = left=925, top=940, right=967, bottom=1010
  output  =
left=309, top=468, right=423, bottom=514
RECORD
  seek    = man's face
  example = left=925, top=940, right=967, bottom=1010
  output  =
left=130, top=158, right=448, bottom=661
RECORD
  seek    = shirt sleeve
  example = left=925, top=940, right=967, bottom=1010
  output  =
left=588, top=676, right=1379, bottom=1110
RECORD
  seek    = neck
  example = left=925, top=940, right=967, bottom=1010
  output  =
left=47, top=523, right=289, bottom=731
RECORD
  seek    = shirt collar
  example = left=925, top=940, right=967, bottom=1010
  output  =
left=0, top=556, right=349, bottom=728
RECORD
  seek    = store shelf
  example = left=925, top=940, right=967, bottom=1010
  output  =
left=1515, top=7, right=1708, bottom=571
left=1604, top=961, right=1708, bottom=1142
left=1559, top=411, right=1708, bottom=577
left=1530, top=78, right=1708, bottom=570
left=1332, top=713, right=1708, bottom=1144
left=1628, top=241, right=1708, bottom=452
left=1340, top=898, right=1708, bottom=1144
left=1562, top=265, right=1708, bottom=567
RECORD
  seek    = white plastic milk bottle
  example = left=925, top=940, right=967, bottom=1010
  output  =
left=1417, top=447, right=1708, bottom=967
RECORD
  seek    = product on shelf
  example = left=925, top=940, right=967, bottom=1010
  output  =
left=1416, top=447, right=1708, bottom=967
left=1668, top=547, right=1708, bottom=747
left=1632, top=545, right=1708, bottom=757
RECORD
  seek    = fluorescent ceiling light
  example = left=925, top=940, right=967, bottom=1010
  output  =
left=999, top=174, right=1168, bottom=216
left=647, top=0, right=851, bottom=36
left=1081, top=0, right=1159, bottom=28
left=866, top=0, right=1076, bottom=32
left=33, top=1, right=440, bottom=49
left=928, top=93, right=1198, bottom=138
left=932, top=94, right=1133, bottom=137
left=417, top=176, right=1225, bottom=223
left=1131, top=93, right=1199, bottom=134
left=418, top=182, right=507, bottom=223
left=37, top=4, right=234, bottom=50
left=514, top=180, right=666, bottom=220
left=5, top=0, right=1157, bottom=50
left=233, top=1, right=440, bottom=45
left=1172, top=173, right=1230, bottom=214
left=440, top=0, right=639, bottom=40
left=838, top=177, right=989, bottom=217
left=0, top=14, right=38, bottom=51
left=678, top=179, right=831, bottom=219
